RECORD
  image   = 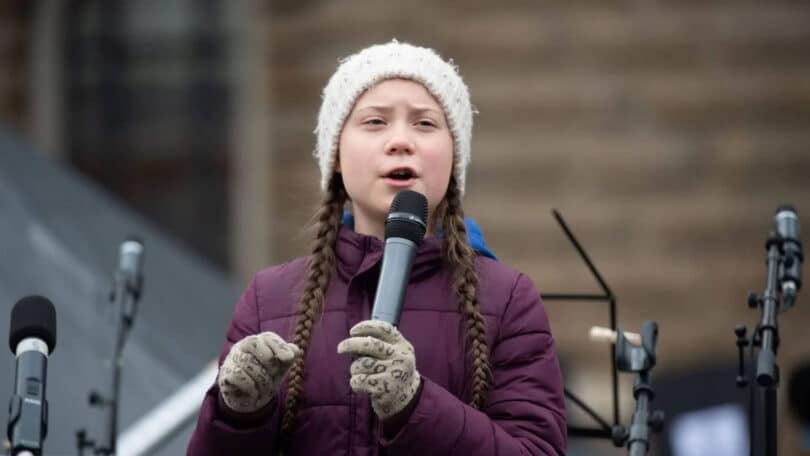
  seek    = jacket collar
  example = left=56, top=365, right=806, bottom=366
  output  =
left=335, top=225, right=445, bottom=281
left=340, top=212, right=497, bottom=260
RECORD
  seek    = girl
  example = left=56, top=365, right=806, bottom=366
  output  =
left=188, top=40, right=566, bottom=455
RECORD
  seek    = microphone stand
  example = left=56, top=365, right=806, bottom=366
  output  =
left=77, top=240, right=144, bottom=456
left=735, top=230, right=792, bottom=456
left=611, top=322, right=664, bottom=456
left=757, top=233, right=781, bottom=456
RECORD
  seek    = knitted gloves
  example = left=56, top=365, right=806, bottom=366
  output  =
left=219, top=322, right=420, bottom=418
left=337, top=320, right=422, bottom=419
left=218, top=332, right=301, bottom=413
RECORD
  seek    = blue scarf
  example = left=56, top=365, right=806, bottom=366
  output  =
left=341, top=212, right=497, bottom=260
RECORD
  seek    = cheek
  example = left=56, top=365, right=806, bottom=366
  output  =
left=337, top=133, right=361, bottom=177
left=424, top=142, right=454, bottom=207
left=339, top=128, right=378, bottom=164
left=431, top=140, right=454, bottom=185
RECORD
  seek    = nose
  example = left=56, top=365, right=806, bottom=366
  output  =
left=384, top=123, right=415, bottom=156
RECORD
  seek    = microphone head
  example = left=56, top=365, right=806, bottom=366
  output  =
left=776, top=204, right=798, bottom=215
left=9, top=295, right=57, bottom=354
left=774, top=204, right=800, bottom=249
left=119, top=237, right=145, bottom=277
left=385, top=190, right=428, bottom=244
left=775, top=205, right=800, bottom=239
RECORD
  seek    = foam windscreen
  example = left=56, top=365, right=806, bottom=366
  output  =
left=9, top=295, right=56, bottom=353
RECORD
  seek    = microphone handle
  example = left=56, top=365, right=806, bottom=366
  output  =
left=9, top=345, right=48, bottom=455
left=371, top=238, right=417, bottom=326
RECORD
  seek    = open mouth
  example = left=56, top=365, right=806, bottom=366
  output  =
left=384, top=168, right=417, bottom=181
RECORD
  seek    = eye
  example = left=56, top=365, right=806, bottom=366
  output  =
left=364, top=117, right=386, bottom=126
left=416, top=119, right=437, bottom=128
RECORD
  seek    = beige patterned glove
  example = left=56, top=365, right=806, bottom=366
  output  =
left=337, top=320, right=421, bottom=419
left=218, top=331, right=301, bottom=413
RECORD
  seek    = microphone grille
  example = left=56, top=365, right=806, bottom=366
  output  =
left=776, top=205, right=798, bottom=217
left=775, top=204, right=800, bottom=239
left=9, top=295, right=56, bottom=354
left=385, top=190, right=428, bottom=244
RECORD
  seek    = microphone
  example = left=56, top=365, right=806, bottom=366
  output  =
left=371, top=190, right=428, bottom=326
left=97, top=238, right=144, bottom=455
left=114, top=237, right=144, bottom=325
left=6, top=296, right=57, bottom=456
left=117, top=238, right=144, bottom=297
left=775, top=206, right=802, bottom=309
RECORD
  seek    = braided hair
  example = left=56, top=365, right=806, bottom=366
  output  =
left=281, top=175, right=347, bottom=431
left=437, top=176, right=492, bottom=408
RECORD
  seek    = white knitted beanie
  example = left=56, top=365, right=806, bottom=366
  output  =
left=315, top=40, right=474, bottom=195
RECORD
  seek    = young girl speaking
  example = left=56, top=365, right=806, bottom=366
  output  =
left=188, top=40, right=567, bottom=455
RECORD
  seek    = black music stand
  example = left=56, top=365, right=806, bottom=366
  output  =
left=542, top=209, right=626, bottom=444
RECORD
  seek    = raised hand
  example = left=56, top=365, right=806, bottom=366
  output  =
left=218, top=331, right=300, bottom=413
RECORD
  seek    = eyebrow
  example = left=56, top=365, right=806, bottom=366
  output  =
left=354, top=105, right=443, bottom=116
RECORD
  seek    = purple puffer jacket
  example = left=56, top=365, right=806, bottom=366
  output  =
left=188, top=227, right=566, bottom=455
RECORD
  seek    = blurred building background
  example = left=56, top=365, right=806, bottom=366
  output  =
left=2, top=0, right=810, bottom=454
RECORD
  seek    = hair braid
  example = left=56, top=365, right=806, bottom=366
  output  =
left=281, top=176, right=347, bottom=432
left=440, top=177, right=492, bottom=409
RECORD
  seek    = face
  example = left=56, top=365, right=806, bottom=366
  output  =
left=337, top=78, right=454, bottom=238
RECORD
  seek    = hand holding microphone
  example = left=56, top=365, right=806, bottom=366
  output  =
left=338, top=320, right=421, bottom=419
left=338, top=190, right=427, bottom=419
left=218, top=332, right=301, bottom=414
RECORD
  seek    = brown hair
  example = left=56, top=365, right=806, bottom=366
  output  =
left=281, top=175, right=491, bottom=432
left=437, top=176, right=492, bottom=408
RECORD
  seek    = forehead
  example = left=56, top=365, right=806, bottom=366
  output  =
left=353, top=78, right=444, bottom=110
